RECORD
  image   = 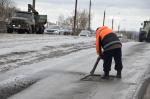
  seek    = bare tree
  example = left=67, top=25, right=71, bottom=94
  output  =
left=120, top=30, right=139, bottom=41
left=65, top=16, right=74, bottom=26
left=74, top=9, right=90, bottom=35
left=57, top=9, right=93, bottom=35
left=0, top=0, right=19, bottom=21
left=58, top=14, right=73, bottom=26
left=58, top=14, right=65, bottom=25
left=77, top=9, right=89, bottom=30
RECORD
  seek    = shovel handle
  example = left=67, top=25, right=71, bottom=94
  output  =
left=90, top=55, right=101, bottom=75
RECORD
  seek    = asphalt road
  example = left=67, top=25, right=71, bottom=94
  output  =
left=0, top=33, right=150, bottom=99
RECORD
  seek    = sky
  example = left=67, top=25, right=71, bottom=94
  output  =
left=14, top=0, right=150, bottom=32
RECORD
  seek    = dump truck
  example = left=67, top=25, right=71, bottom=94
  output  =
left=6, top=4, right=47, bottom=34
left=139, top=20, right=150, bottom=42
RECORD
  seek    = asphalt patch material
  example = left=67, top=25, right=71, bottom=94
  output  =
left=81, top=74, right=115, bottom=82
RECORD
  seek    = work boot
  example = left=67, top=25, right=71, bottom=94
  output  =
left=116, top=71, right=121, bottom=79
left=101, top=72, right=109, bottom=79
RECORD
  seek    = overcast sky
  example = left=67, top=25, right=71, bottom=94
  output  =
left=14, top=0, right=150, bottom=32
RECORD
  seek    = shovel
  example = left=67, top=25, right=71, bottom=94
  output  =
left=81, top=55, right=102, bottom=80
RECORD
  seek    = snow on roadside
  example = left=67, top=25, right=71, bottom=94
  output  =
left=0, top=34, right=95, bottom=55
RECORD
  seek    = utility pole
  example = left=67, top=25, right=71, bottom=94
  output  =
left=112, top=12, right=120, bottom=30
left=103, top=6, right=111, bottom=26
left=88, top=0, right=91, bottom=31
left=103, top=10, right=105, bottom=26
left=118, top=20, right=126, bottom=33
left=73, top=0, right=77, bottom=35
left=33, top=0, right=35, bottom=9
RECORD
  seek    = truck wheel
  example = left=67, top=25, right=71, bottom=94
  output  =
left=41, top=28, right=44, bottom=34
left=27, top=27, right=32, bottom=34
left=40, top=27, right=44, bottom=34
left=32, top=26, right=35, bottom=34
left=42, top=28, right=44, bottom=34
left=139, top=38, right=143, bottom=42
left=39, top=28, right=42, bottom=34
left=7, top=28, right=13, bottom=34
left=18, top=30, right=25, bottom=34
left=37, top=28, right=43, bottom=34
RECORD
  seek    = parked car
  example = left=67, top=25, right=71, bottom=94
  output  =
left=79, top=30, right=92, bottom=37
left=91, top=30, right=96, bottom=37
left=92, top=32, right=96, bottom=37
left=61, top=25, right=72, bottom=35
left=115, top=33, right=124, bottom=38
left=44, top=25, right=65, bottom=35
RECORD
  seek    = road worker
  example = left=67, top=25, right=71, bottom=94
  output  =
left=96, top=26, right=123, bottom=79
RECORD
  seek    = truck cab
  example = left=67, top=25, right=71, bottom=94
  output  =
left=6, top=11, right=35, bottom=34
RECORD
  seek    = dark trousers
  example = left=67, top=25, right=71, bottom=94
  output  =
left=103, top=48, right=123, bottom=73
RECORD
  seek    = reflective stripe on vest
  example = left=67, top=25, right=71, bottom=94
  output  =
left=103, top=41, right=121, bottom=49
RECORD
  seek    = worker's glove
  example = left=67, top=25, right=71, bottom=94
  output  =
left=100, top=54, right=104, bottom=59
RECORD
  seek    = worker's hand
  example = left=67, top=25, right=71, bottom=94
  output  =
left=100, top=54, right=104, bottom=59
left=99, top=51, right=104, bottom=59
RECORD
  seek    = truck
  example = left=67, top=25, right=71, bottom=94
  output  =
left=6, top=4, right=47, bottom=34
left=139, top=20, right=150, bottom=42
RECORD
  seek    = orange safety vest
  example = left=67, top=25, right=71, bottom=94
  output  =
left=96, top=26, right=115, bottom=55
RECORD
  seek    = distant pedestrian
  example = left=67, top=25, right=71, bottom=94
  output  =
left=96, top=26, right=123, bottom=79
